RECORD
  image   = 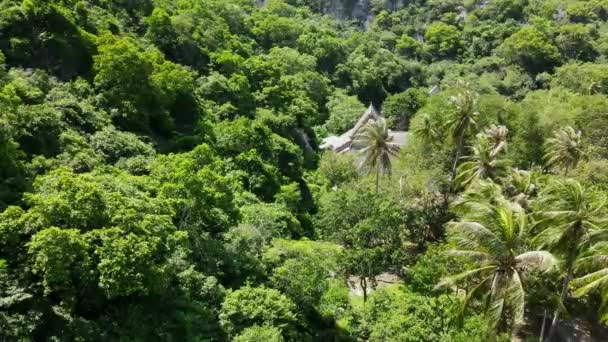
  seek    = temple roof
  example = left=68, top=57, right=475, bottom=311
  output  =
left=320, top=104, right=409, bottom=153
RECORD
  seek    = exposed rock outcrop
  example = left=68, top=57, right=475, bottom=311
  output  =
left=260, top=0, right=409, bottom=22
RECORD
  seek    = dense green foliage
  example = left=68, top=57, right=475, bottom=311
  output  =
left=3, top=0, right=608, bottom=340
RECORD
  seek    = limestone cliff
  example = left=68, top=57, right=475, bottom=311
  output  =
left=261, top=0, right=409, bottom=22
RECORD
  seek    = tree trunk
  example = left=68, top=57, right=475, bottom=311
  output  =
left=361, top=277, right=368, bottom=303
left=450, top=130, right=466, bottom=187
left=375, top=164, right=380, bottom=193
left=547, top=263, right=573, bottom=341
left=539, top=309, right=548, bottom=342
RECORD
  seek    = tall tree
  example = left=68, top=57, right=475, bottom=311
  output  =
left=437, top=197, right=556, bottom=335
left=446, top=81, right=480, bottom=186
left=532, top=179, right=607, bottom=340
left=544, top=126, right=586, bottom=176
left=455, top=132, right=509, bottom=188
left=352, top=117, right=400, bottom=193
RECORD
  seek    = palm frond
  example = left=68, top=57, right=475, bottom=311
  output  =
left=459, top=275, right=494, bottom=316
left=447, top=221, right=497, bottom=246
left=571, top=269, right=608, bottom=297
left=435, top=265, right=498, bottom=290
left=507, top=270, right=526, bottom=324
left=486, top=296, right=505, bottom=328
left=515, top=251, right=558, bottom=272
left=445, top=249, right=493, bottom=261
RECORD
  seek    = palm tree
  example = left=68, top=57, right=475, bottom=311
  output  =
left=413, top=113, right=441, bottom=147
left=446, top=81, right=480, bottom=181
left=352, top=117, right=400, bottom=193
left=452, top=180, right=504, bottom=210
left=532, top=179, right=607, bottom=339
left=485, top=124, right=508, bottom=155
left=571, top=241, right=608, bottom=314
left=455, top=134, right=509, bottom=188
left=437, top=198, right=556, bottom=334
left=503, top=168, right=539, bottom=211
left=544, top=126, right=586, bottom=176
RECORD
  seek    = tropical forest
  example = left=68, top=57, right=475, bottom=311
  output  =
left=3, top=0, right=608, bottom=341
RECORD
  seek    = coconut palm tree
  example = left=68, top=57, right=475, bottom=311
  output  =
left=503, top=168, right=539, bottom=211
left=485, top=124, right=509, bottom=155
left=437, top=198, right=556, bottom=334
left=544, top=126, right=586, bottom=176
left=352, top=117, right=400, bottom=193
left=571, top=241, right=608, bottom=313
left=532, top=179, right=607, bottom=339
left=446, top=81, right=480, bottom=180
left=570, top=239, right=608, bottom=329
left=413, top=113, right=441, bottom=147
left=455, top=134, right=509, bottom=188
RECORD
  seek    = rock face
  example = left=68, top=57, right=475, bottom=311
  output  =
left=321, top=0, right=372, bottom=21
left=319, top=0, right=409, bottom=21
left=260, top=0, right=408, bottom=22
